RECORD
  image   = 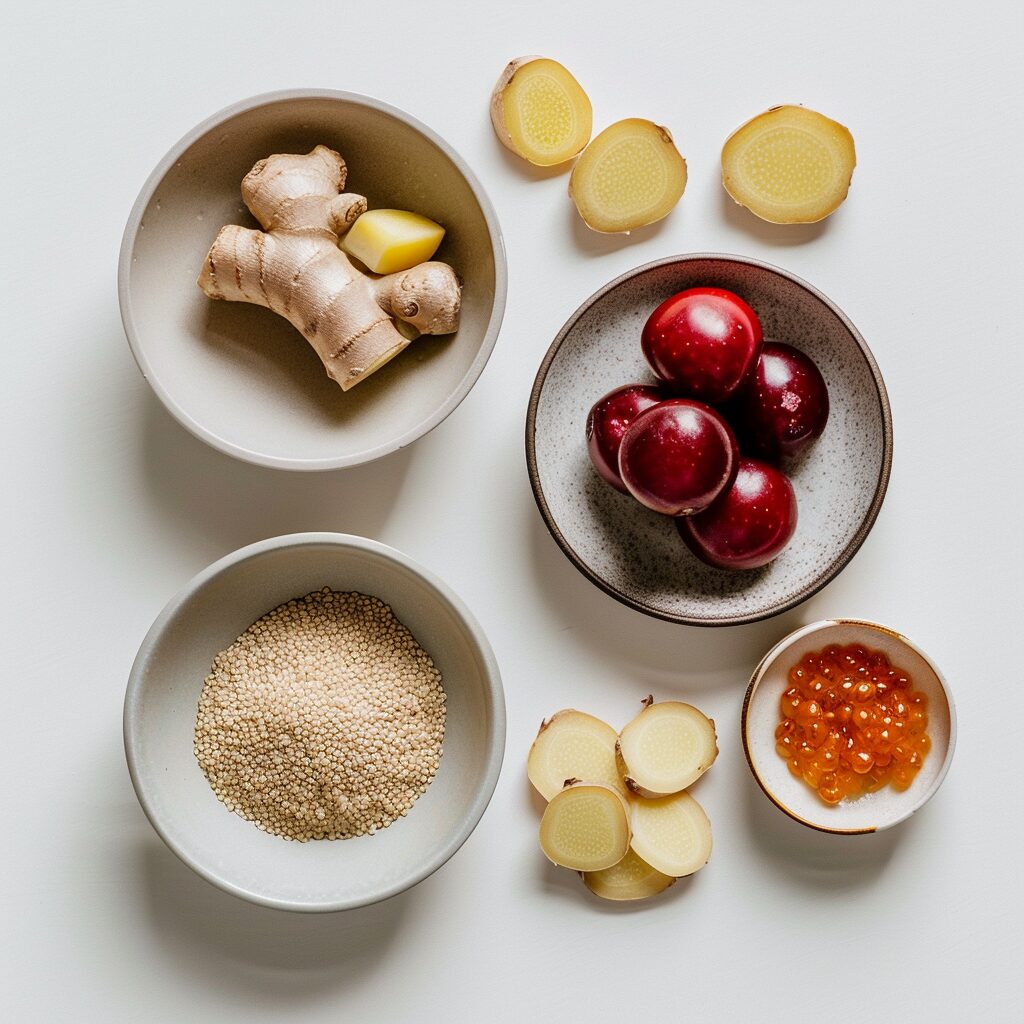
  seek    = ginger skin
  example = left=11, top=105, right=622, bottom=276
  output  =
left=198, top=145, right=461, bottom=391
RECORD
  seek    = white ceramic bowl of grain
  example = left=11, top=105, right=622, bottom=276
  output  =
left=124, top=533, right=505, bottom=911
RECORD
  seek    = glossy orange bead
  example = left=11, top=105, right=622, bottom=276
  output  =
left=861, top=772, right=885, bottom=793
left=808, top=720, right=830, bottom=747
left=775, top=642, right=930, bottom=806
left=795, top=700, right=822, bottom=726
left=853, top=681, right=877, bottom=702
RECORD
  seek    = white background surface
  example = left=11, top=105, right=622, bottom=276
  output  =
left=3, top=2, right=1022, bottom=1020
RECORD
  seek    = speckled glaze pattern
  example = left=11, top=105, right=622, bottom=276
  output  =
left=526, top=255, right=892, bottom=626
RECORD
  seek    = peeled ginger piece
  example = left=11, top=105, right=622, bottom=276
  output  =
left=569, top=118, right=687, bottom=233
left=342, top=209, right=445, bottom=275
left=528, top=709, right=622, bottom=800
left=583, top=848, right=676, bottom=902
left=539, top=782, right=631, bottom=872
left=491, top=57, right=592, bottom=166
left=617, top=699, right=717, bottom=798
left=721, top=105, right=856, bottom=224
left=628, top=790, right=712, bottom=878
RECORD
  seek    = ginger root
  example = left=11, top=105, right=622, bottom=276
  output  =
left=198, top=145, right=461, bottom=391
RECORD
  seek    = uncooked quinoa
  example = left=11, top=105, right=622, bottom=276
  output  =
left=194, top=588, right=446, bottom=841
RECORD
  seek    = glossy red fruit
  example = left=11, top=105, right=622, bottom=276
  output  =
left=731, top=342, right=829, bottom=459
left=586, top=384, right=666, bottom=492
left=676, top=458, right=798, bottom=569
left=641, top=287, right=763, bottom=403
left=618, top=400, right=739, bottom=516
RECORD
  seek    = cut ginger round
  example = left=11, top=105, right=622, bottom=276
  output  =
left=527, top=709, right=622, bottom=800
left=491, top=57, right=592, bottom=167
left=582, top=848, right=676, bottom=902
left=617, top=699, right=718, bottom=798
left=342, top=209, right=445, bottom=275
left=539, top=782, right=631, bottom=872
left=721, top=105, right=856, bottom=224
left=628, top=790, right=712, bottom=878
left=569, top=118, right=687, bottom=233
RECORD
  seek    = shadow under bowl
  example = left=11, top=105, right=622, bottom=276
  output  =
left=124, top=533, right=506, bottom=911
left=119, top=89, right=506, bottom=470
left=742, top=619, right=956, bottom=834
left=526, top=253, right=892, bottom=626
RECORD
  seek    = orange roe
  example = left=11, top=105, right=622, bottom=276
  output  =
left=775, top=643, right=930, bottom=805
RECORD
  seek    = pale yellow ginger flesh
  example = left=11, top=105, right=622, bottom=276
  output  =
left=342, top=209, right=446, bottom=275
left=539, top=782, right=631, bottom=872
left=491, top=57, right=592, bottom=166
left=569, top=118, right=687, bottom=233
left=617, top=699, right=718, bottom=798
left=582, top=848, right=676, bottom=902
left=628, top=790, right=713, bottom=878
left=527, top=709, right=623, bottom=800
left=197, top=146, right=461, bottom=391
left=721, top=105, right=857, bottom=224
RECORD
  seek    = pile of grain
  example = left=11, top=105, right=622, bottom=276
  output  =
left=194, top=588, right=446, bottom=841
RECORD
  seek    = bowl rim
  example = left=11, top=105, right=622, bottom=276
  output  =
left=740, top=618, right=957, bottom=834
left=118, top=88, right=508, bottom=472
left=525, top=252, right=894, bottom=627
left=123, top=531, right=507, bottom=912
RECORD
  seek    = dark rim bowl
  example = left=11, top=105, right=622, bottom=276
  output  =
left=740, top=618, right=956, bottom=834
left=525, top=253, right=893, bottom=627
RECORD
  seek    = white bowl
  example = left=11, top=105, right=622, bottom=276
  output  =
left=119, top=90, right=506, bottom=470
left=742, top=619, right=956, bottom=833
left=124, top=533, right=505, bottom=911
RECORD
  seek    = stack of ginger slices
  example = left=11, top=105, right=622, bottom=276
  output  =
left=529, top=697, right=717, bottom=902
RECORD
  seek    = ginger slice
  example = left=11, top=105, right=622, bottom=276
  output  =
left=617, top=699, right=718, bottom=798
left=342, top=209, right=445, bottom=275
left=628, top=790, right=712, bottom=878
left=527, top=709, right=623, bottom=800
left=582, top=848, right=676, bottom=902
left=569, top=118, right=687, bottom=233
left=491, top=57, right=593, bottom=166
left=721, top=105, right=856, bottom=224
left=539, top=782, right=631, bottom=872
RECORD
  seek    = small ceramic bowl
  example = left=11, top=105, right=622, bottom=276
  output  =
left=742, top=619, right=956, bottom=833
left=526, top=254, right=892, bottom=626
left=119, top=90, right=506, bottom=470
left=124, top=533, right=505, bottom=911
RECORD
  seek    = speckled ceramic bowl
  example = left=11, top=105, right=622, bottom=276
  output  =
left=124, top=533, right=505, bottom=911
left=119, top=90, right=506, bottom=470
left=526, top=254, right=892, bottom=626
left=742, top=620, right=956, bottom=833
